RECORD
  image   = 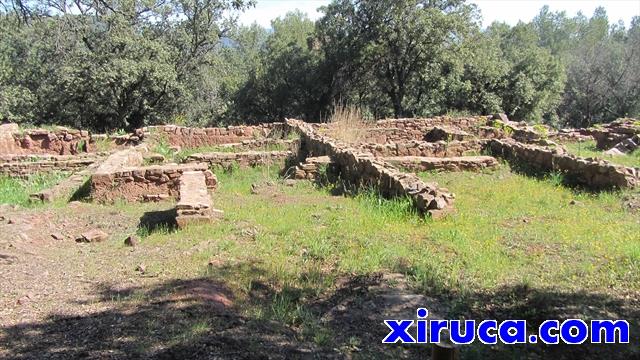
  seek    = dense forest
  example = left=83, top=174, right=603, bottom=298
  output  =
left=0, top=0, right=638, bottom=131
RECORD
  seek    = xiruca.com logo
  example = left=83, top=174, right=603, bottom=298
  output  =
left=382, top=309, right=630, bottom=345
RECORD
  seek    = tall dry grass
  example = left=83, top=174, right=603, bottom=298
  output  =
left=326, top=104, right=370, bottom=144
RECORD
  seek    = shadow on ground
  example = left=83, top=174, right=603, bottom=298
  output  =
left=1, top=262, right=638, bottom=359
left=138, top=208, right=178, bottom=233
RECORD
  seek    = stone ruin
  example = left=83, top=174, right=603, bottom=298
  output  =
left=1, top=114, right=638, bottom=227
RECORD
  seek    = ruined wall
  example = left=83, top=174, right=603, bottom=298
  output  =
left=290, top=156, right=331, bottom=181
left=185, top=150, right=292, bottom=168
left=144, top=123, right=288, bottom=148
left=94, top=148, right=144, bottom=173
left=0, top=123, right=92, bottom=155
left=487, top=140, right=639, bottom=189
left=0, top=153, right=107, bottom=177
left=91, top=162, right=217, bottom=203
left=374, top=116, right=489, bottom=132
left=359, top=140, right=485, bottom=158
left=286, top=119, right=455, bottom=218
left=206, top=139, right=299, bottom=152
left=175, top=171, right=223, bottom=228
left=362, top=128, right=426, bottom=143
left=385, top=156, right=499, bottom=173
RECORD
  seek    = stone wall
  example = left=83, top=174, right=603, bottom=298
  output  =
left=175, top=171, right=223, bottom=229
left=605, top=134, right=639, bottom=155
left=374, top=116, right=489, bottom=132
left=290, top=156, right=332, bottom=181
left=144, top=123, right=288, bottom=148
left=286, top=119, right=455, bottom=218
left=0, top=123, right=92, bottom=155
left=185, top=151, right=292, bottom=168
left=361, top=128, right=426, bottom=143
left=487, top=139, right=639, bottom=189
left=91, top=162, right=217, bottom=203
left=0, top=153, right=107, bottom=177
left=359, top=140, right=485, bottom=158
left=203, top=139, right=299, bottom=152
left=385, top=156, right=499, bottom=173
left=424, top=127, right=472, bottom=142
left=94, top=148, right=145, bottom=174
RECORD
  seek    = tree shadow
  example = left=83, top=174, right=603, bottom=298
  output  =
left=1, top=262, right=638, bottom=360
left=0, top=271, right=334, bottom=359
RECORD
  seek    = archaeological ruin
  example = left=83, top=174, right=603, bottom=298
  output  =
left=0, top=115, right=638, bottom=224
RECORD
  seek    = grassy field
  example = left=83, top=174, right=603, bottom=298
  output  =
left=0, top=172, right=69, bottom=206
left=2, top=165, right=638, bottom=359
left=563, top=140, right=640, bottom=168
left=133, top=165, right=638, bottom=358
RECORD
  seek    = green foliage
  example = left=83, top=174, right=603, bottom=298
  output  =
left=151, top=135, right=175, bottom=162
left=232, top=11, right=323, bottom=122
left=0, top=1, right=638, bottom=127
left=533, top=123, right=549, bottom=138
left=0, top=0, right=253, bottom=130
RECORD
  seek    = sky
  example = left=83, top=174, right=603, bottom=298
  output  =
left=238, top=0, right=640, bottom=28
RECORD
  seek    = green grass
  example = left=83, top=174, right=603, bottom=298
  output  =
left=139, top=165, right=639, bottom=298
left=564, top=140, right=640, bottom=168
left=126, top=165, right=639, bottom=357
left=25, top=164, right=638, bottom=358
left=0, top=172, right=69, bottom=206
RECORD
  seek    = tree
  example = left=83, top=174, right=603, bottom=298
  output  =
left=0, top=0, right=253, bottom=131
left=233, top=11, right=323, bottom=123
left=486, top=22, right=565, bottom=123
left=316, top=0, right=477, bottom=118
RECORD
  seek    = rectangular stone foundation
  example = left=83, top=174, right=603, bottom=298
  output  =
left=91, top=160, right=217, bottom=203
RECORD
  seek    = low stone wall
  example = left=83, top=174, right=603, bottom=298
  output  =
left=359, top=140, right=485, bottom=158
left=91, top=162, right=217, bottom=203
left=605, top=135, right=639, bottom=155
left=0, top=153, right=107, bottom=177
left=290, top=156, right=332, bottom=181
left=585, top=119, right=640, bottom=150
left=144, top=123, right=288, bottom=148
left=592, top=130, right=638, bottom=150
left=549, top=129, right=594, bottom=143
left=204, top=139, right=299, bottom=152
left=362, top=127, right=426, bottom=143
left=487, top=139, right=639, bottom=189
left=374, top=116, right=489, bottom=132
left=424, top=127, right=473, bottom=142
left=287, top=119, right=455, bottom=218
left=0, top=123, right=92, bottom=155
left=385, top=156, right=499, bottom=173
left=175, top=171, right=223, bottom=229
left=185, top=151, right=292, bottom=168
